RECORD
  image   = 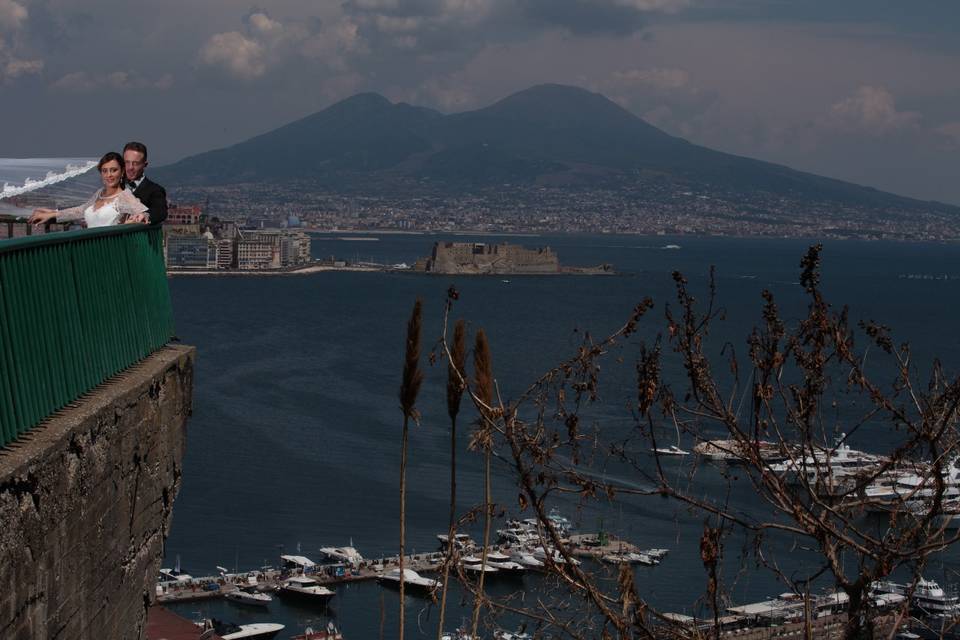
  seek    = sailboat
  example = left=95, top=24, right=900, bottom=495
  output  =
left=652, top=420, right=690, bottom=456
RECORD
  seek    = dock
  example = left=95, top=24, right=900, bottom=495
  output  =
left=155, top=533, right=658, bottom=604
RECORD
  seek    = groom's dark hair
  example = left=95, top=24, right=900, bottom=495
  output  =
left=123, top=141, right=148, bottom=161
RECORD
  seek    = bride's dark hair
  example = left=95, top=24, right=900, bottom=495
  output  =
left=97, top=152, right=125, bottom=187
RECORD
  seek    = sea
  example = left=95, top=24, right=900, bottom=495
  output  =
left=163, top=232, right=960, bottom=638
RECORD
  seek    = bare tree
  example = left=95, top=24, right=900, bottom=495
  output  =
left=423, top=245, right=960, bottom=640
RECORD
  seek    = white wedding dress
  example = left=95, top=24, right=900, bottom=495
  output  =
left=56, top=189, right=147, bottom=227
left=83, top=202, right=122, bottom=227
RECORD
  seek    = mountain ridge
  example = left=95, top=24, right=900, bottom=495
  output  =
left=156, top=84, right=957, bottom=214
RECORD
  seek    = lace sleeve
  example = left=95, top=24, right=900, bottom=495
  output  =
left=116, top=190, right=148, bottom=217
left=56, top=191, right=98, bottom=222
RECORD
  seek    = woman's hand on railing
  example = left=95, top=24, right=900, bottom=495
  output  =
left=29, top=208, right=57, bottom=225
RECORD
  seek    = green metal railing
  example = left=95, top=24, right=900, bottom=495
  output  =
left=0, top=225, right=174, bottom=447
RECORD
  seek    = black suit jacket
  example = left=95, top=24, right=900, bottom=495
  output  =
left=132, top=177, right=168, bottom=225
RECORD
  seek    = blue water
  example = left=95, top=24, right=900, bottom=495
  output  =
left=164, top=234, right=960, bottom=638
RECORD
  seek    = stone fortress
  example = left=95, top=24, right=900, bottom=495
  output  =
left=414, top=241, right=612, bottom=275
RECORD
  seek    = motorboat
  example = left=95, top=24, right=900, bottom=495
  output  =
left=318, top=546, right=363, bottom=566
left=278, top=576, right=335, bottom=603
left=509, top=549, right=544, bottom=569
left=291, top=621, right=344, bottom=640
left=461, top=555, right=499, bottom=574
left=872, top=578, right=960, bottom=619
left=377, top=568, right=441, bottom=594
left=196, top=619, right=284, bottom=640
left=530, top=546, right=581, bottom=566
left=694, top=439, right=788, bottom=463
left=643, top=548, right=669, bottom=560
left=484, top=551, right=526, bottom=573
left=224, top=587, right=273, bottom=607
left=158, top=567, right=193, bottom=583
left=280, top=554, right=317, bottom=571
left=652, top=444, right=690, bottom=456
left=437, top=533, right=475, bottom=550
left=864, top=459, right=960, bottom=514
left=497, top=527, right=538, bottom=545
left=768, top=436, right=886, bottom=494
left=601, top=551, right=659, bottom=566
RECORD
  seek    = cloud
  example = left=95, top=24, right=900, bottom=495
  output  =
left=198, top=31, right=266, bottom=80
left=517, top=0, right=687, bottom=35
left=936, top=122, right=960, bottom=147
left=198, top=12, right=363, bottom=80
left=0, top=0, right=42, bottom=82
left=0, top=0, right=26, bottom=32
left=823, top=85, right=920, bottom=136
left=51, top=70, right=174, bottom=92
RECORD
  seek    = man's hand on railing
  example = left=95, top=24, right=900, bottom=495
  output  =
left=124, top=213, right=148, bottom=224
left=29, top=208, right=57, bottom=225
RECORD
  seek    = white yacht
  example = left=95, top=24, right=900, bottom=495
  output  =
left=530, top=546, right=581, bottom=566
left=196, top=619, right=285, bottom=640
left=484, top=551, right=526, bottom=573
left=377, top=567, right=441, bottom=593
left=864, top=459, right=960, bottom=513
left=278, top=576, right=335, bottom=603
left=437, top=533, right=474, bottom=549
left=224, top=587, right=273, bottom=607
left=509, top=549, right=544, bottom=569
left=461, top=555, right=499, bottom=574
left=872, top=578, right=960, bottom=619
left=318, top=546, right=363, bottom=566
left=769, top=436, right=886, bottom=493
left=497, top=527, right=538, bottom=545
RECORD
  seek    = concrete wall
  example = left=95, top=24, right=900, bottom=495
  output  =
left=0, top=345, right=195, bottom=640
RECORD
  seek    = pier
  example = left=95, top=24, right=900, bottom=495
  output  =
left=155, top=533, right=654, bottom=604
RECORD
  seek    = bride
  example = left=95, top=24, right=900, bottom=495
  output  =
left=28, top=151, right=147, bottom=227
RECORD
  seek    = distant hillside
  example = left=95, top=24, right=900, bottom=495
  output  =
left=156, top=84, right=956, bottom=214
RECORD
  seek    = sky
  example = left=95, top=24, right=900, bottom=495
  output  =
left=1, top=0, right=958, bottom=204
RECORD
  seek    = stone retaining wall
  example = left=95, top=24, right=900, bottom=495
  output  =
left=0, top=345, right=195, bottom=640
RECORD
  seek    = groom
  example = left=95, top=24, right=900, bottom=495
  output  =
left=123, top=141, right=167, bottom=225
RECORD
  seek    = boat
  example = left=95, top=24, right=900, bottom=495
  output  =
left=864, top=459, right=960, bottom=514
left=872, top=578, right=960, bottom=619
left=494, top=631, right=532, bottom=640
left=694, top=439, right=788, bottom=463
left=159, top=554, right=192, bottom=583
left=508, top=549, right=544, bottom=569
left=652, top=444, right=690, bottom=456
left=280, top=554, right=317, bottom=571
left=497, top=527, right=538, bottom=545
left=318, top=546, right=363, bottom=566
left=278, top=576, right=335, bottom=603
left=377, top=568, right=441, bottom=594
left=461, top=555, right=499, bottom=574
left=196, top=619, right=284, bottom=640
left=643, top=548, right=670, bottom=560
left=484, top=551, right=526, bottom=573
left=601, top=551, right=659, bottom=566
left=291, top=621, right=344, bottom=640
left=768, top=435, right=886, bottom=494
left=530, top=546, right=581, bottom=566
left=437, top=532, right=475, bottom=550
left=224, top=587, right=273, bottom=607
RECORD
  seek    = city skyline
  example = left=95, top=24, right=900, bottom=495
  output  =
left=1, top=1, right=958, bottom=204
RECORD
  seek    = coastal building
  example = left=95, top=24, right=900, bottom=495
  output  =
left=166, top=234, right=217, bottom=269
left=166, top=204, right=203, bottom=226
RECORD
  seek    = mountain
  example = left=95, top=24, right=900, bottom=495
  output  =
left=156, top=84, right=954, bottom=213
